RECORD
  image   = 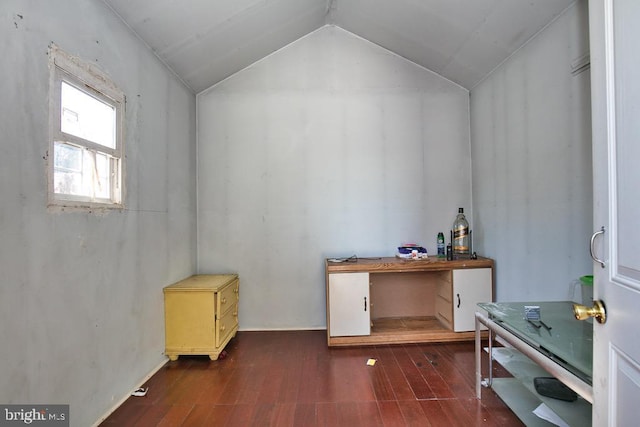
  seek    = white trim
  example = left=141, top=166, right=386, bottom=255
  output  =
left=603, top=0, right=618, bottom=286
left=50, top=44, right=124, bottom=104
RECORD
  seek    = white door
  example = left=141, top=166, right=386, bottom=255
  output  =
left=328, top=272, right=370, bottom=337
left=452, top=268, right=492, bottom=332
left=589, top=0, right=640, bottom=425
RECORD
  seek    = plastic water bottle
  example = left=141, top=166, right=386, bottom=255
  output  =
left=452, top=208, right=470, bottom=256
left=437, top=232, right=445, bottom=258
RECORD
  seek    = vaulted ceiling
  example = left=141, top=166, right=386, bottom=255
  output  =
left=103, top=0, right=576, bottom=93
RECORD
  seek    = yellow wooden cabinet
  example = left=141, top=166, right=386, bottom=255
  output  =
left=163, top=274, right=239, bottom=361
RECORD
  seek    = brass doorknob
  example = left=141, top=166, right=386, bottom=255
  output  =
left=573, top=300, right=607, bottom=324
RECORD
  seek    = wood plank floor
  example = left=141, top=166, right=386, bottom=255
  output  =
left=99, top=330, right=523, bottom=426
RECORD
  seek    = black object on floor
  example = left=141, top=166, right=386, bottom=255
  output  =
left=533, top=377, right=578, bottom=402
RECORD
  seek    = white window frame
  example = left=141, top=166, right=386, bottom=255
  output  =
left=48, top=44, right=125, bottom=209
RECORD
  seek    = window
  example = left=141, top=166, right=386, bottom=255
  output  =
left=49, top=44, right=125, bottom=208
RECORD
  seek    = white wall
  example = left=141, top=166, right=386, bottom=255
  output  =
left=197, top=25, right=471, bottom=330
left=0, top=1, right=196, bottom=426
left=470, top=0, right=592, bottom=301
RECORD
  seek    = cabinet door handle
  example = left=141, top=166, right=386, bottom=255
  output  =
left=221, top=297, right=227, bottom=304
left=364, top=296, right=367, bottom=312
left=457, top=293, right=461, bottom=308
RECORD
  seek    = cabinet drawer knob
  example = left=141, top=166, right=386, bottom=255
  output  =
left=221, top=297, right=227, bottom=304
left=234, top=288, right=239, bottom=294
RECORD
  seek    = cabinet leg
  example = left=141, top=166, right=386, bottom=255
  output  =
left=167, top=354, right=179, bottom=361
left=209, top=353, right=219, bottom=361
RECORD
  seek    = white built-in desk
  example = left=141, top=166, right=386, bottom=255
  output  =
left=325, top=256, right=494, bottom=347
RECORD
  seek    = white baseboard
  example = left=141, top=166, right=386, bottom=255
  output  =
left=92, top=357, right=168, bottom=427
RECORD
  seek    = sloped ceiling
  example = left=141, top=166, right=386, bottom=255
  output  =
left=103, top=0, right=576, bottom=93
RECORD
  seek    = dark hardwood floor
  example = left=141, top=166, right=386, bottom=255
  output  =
left=100, top=330, right=523, bottom=426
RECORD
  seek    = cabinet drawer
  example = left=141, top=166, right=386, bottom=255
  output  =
left=218, top=279, right=239, bottom=316
left=217, top=303, right=239, bottom=347
left=435, top=295, right=453, bottom=330
left=437, top=282, right=452, bottom=302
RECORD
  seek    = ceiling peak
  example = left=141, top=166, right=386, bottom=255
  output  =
left=325, top=0, right=337, bottom=25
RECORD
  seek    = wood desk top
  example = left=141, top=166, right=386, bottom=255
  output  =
left=326, top=256, right=493, bottom=274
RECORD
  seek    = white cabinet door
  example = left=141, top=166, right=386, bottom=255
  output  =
left=453, top=268, right=492, bottom=332
left=328, top=272, right=370, bottom=337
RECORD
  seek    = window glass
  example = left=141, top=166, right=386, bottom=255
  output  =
left=53, top=142, right=83, bottom=195
left=61, top=81, right=116, bottom=149
left=53, top=142, right=113, bottom=199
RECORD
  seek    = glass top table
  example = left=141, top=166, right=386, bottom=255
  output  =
left=475, top=301, right=593, bottom=425
left=478, top=301, right=592, bottom=385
